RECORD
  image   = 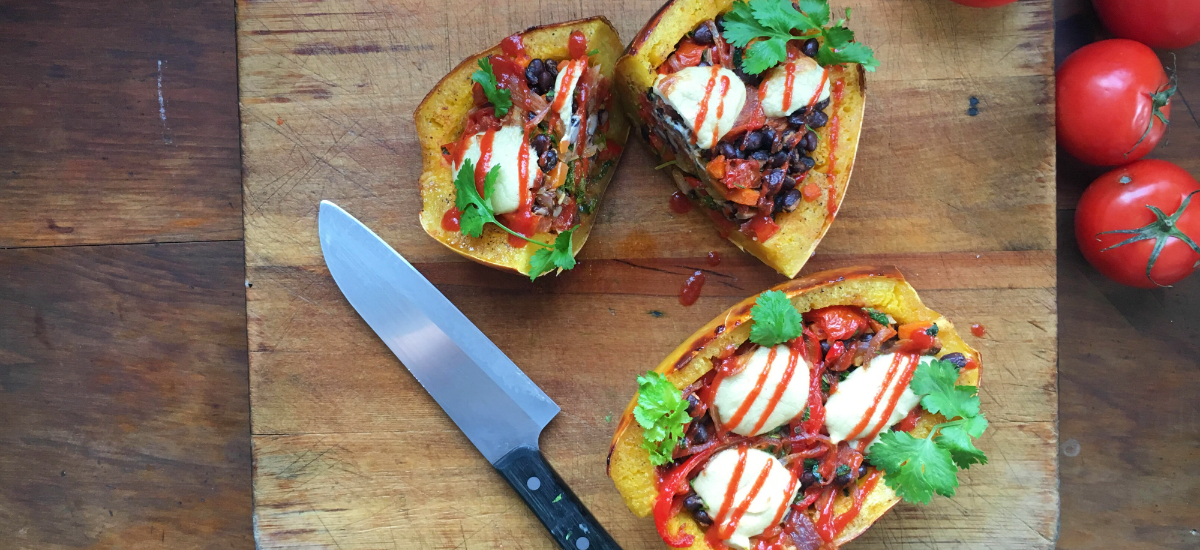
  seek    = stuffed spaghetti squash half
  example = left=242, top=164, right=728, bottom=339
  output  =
left=416, top=17, right=629, bottom=279
left=615, top=0, right=874, bottom=278
left=608, top=266, right=987, bottom=549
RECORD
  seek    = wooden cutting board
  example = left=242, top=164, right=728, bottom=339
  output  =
left=237, top=0, right=1058, bottom=548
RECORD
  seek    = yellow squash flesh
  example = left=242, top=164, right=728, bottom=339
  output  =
left=614, top=0, right=866, bottom=278
left=607, top=266, right=982, bottom=549
left=415, top=17, right=630, bottom=278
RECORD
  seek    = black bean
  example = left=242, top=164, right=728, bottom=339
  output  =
left=834, top=471, right=855, bottom=486
left=814, top=98, right=830, bottom=112
left=539, top=71, right=555, bottom=94
left=799, top=156, right=816, bottom=171
left=800, top=471, right=817, bottom=489
left=685, top=393, right=701, bottom=415
left=802, top=130, right=819, bottom=152
left=860, top=331, right=875, bottom=342
left=788, top=147, right=802, bottom=166
left=694, top=509, right=714, bottom=527
left=941, top=352, right=968, bottom=370
left=858, top=464, right=869, bottom=479
left=769, top=151, right=789, bottom=169
left=683, top=492, right=705, bottom=512
left=802, top=38, right=820, bottom=58
left=750, top=150, right=769, bottom=162
left=782, top=189, right=801, bottom=212
left=808, top=109, right=828, bottom=128
left=787, top=113, right=808, bottom=128
left=714, top=15, right=725, bottom=32
left=718, top=141, right=740, bottom=160
left=820, top=340, right=830, bottom=354
left=525, top=59, right=544, bottom=90
left=773, top=192, right=787, bottom=214
left=545, top=59, right=558, bottom=75
left=693, top=24, right=714, bottom=45
left=741, top=130, right=766, bottom=152
left=765, top=169, right=786, bottom=193
left=761, top=127, right=776, bottom=146
left=691, top=423, right=711, bottom=445
left=782, top=175, right=797, bottom=190
left=538, top=148, right=558, bottom=172
left=531, top=133, right=551, bottom=155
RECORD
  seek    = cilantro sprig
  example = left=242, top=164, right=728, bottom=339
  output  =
left=749, top=290, right=803, bottom=347
left=452, top=159, right=576, bottom=280
left=633, top=372, right=691, bottom=466
left=471, top=58, right=513, bottom=117
left=722, top=0, right=879, bottom=75
left=867, top=358, right=988, bottom=504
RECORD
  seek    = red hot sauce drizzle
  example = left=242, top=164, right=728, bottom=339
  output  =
left=691, top=66, right=721, bottom=146
left=707, top=445, right=778, bottom=546
left=824, top=77, right=846, bottom=217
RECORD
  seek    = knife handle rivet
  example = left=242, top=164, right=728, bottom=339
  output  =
left=526, top=476, right=541, bottom=491
left=575, top=537, right=590, bottom=550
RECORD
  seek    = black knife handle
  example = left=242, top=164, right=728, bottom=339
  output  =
left=494, top=446, right=623, bottom=550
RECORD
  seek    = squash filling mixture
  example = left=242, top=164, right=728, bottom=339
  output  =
left=439, top=30, right=623, bottom=277
left=636, top=0, right=876, bottom=244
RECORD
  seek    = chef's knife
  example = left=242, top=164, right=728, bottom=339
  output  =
left=318, top=201, right=620, bottom=550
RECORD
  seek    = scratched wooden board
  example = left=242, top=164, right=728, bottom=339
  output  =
left=237, top=0, right=1058, bottom=548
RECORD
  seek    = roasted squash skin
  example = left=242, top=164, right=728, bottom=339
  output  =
left=614, top=0, right=866, bottom=278
left=415, top=17, right=630, bottom=277
left=607, top=266, right=982, bottom=549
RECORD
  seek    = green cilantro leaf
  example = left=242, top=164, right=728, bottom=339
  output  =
left=865, top=307, right=890, bottom=325
left=453, top=158, right=499, bottom=238
left=472, top=57, right=512, bottom=117
left=529, top=228, right=577, bottom=281
left=633, top=371, right=691, bottom=466
left=721, top=0, right=878, bottom=75
left=936, top=423, right=988, bottom=469
left=749, top=290, right=803, bottom=346
left=868, top=357, right=989, bottom=504
left=451, top=160, right=577, bottom=278
left=911, top=359, right=981, bottom=421
left=868, top=431, right=959, bottom=504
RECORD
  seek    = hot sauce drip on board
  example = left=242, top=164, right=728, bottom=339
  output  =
left=669, top=191, right=694, bottom=213
left=679, top=270, right=706, bottom=306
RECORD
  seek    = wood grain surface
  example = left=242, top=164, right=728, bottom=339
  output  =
left=0, top=0, right=241, bottom=248
left=238, top=0, right=1058, bottom=548
left=0, top=242, right=252, bottom=549
left=1054, top=1, right=1200, bottom=548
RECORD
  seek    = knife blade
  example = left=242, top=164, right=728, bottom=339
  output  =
left=318, top=201, right=621, bottom=550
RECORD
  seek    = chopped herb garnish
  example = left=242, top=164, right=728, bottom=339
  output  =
left=865, top=307, right=890, bottom=325
left=471, top=57, right=513, bottom=117
left=721, top=0, right=879, bottom=75
left=452, top=159, right=574, bottom=279
left=867, top=359, right=989, bottom=505
left=633, top=371, right=691, bottom=466
left=749, top=290, right=804, bottom=347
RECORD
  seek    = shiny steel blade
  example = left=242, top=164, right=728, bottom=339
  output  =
left=318, top=200, right=559, bottom=463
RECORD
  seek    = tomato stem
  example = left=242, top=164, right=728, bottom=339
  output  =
left=1096, top=190, right=1200, bottom=287
left=1126, top=54, right=1177, bottom=158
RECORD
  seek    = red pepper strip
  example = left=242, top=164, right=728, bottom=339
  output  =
left=653, top=443, right=727, bottom=547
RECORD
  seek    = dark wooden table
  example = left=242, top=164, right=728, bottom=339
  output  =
left=0, top=0, right=1195, bottom=548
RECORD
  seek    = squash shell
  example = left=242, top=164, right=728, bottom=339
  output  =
left=607, top=266, right=982, bottom=549
left=614, top=0, right=866, bottom=278
left=415, top=17, right=630, bottom=277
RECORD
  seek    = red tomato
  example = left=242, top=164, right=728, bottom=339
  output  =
left=803, top=306, right=868, bottom=341
left=1075, top=159, right=1200, bottom=288
left=948, top=0, right=1017, bottom=6
left=1093, top=0, right=1200, bottom=50
left=1057, top=39, right=1175, bottom=166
